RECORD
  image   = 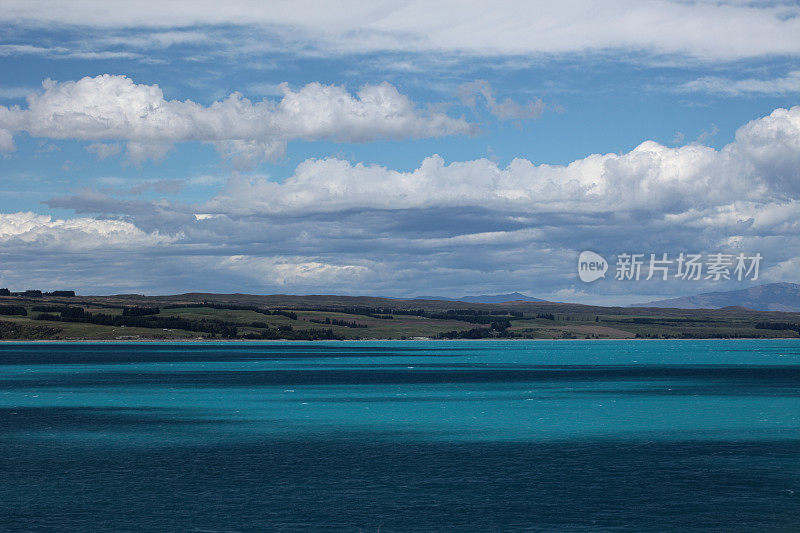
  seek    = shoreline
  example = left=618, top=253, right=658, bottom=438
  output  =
left=1, top=337, right=798, bottom=344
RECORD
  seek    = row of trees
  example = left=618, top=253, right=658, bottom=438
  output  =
left=241, top=327, right=343, bottom=340
left=289, top=305, right=524, bottom=319
left=309, top=317, right=368, bottom=328
left=0, top=305, right=27, bottom=316
left=161, top=302, right=297, bottom=319
left=437, top=327, right=519, bottom=339
left=34, top=310, right=239, bottom=338
left=755, top=322, right=800, bottom=332
left=122, top=306, right=160, bottom=316
left=0, top=289, right=74, bottom=297
left=151, top=302, right=526, bottom=325
left=164, top=302, right=273, bottom=314
left=424, top=312, right=515, bottom=326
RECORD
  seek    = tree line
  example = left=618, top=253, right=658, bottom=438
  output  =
left=309, top=317, right=368, bottom=328
left=161, top=302, right=297, bottom=319
left=122, top=306, right=160, bottom=316
left=0, top=289, right=75, bottom=297
left=755, top=322, right=800, bottom=333
left=34, top=308, right=238, bottom=338
left=437, top=327, right=519, bottom=339
left=241, top=327, right=343, bottom=340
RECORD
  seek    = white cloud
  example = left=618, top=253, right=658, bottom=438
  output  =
left=732, top=106, right=800, bottom=196
left=0, top=43, right=138, bottom=60
left=0, top=129, right=13, bottom=153
left=205, top=106, right=800, bottom=216
left=6, top=105, right=800, bottom=298
left=2, top=1, right=800, bottom=61
left=763, top=256, right=800, bottom=283
left=459, top=80, right=546, bottom=120
left=85, top=142, right=121, bottom=159
left=550, top=287, right=590, bottom=301
left=0, top=212, right=177, bottom=251
left=125, top=141, right=174, bottom=164
left=0, top=75, right=472, bottom=164
left=96, top=30, right=211, bottom=49
left=178, top=105, right=800, bottom=297
left=220, top=255, right=372, bottom=286
left=680, top=70, right=800, bottom=96
left=0, top=44, right=68, bottom=56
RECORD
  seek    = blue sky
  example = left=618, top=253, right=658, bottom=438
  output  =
left=0, top=1, right=799, bottom=303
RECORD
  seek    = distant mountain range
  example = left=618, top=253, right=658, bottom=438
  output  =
left=635, top=282, right=800, bottom=312
left=411, top=292, right=546, bottom=304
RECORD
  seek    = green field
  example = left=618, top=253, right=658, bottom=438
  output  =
left=0, top=292, right=798, bottom=340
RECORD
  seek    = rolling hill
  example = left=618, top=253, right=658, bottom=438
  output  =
left=411, top=292, right=545, bottom=304
left=635, top=282, right=800, bottom=312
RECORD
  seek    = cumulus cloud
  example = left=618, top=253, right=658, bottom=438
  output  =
left=0, top=75, right=473, bottom=164
left=680, top=70, right=800, bottom=96
left=0, top=212, right=177, bottom=251
left=204, top=106, right=800, bottom=216
left=5, top=105, right=800, bottom=299
left=458, top=80, right=546, bottom=120
left=156, top=104, right=798, bottom=298
left=2, top=1, right=800, bottom=61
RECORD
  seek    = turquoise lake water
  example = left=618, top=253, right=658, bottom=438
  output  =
left=1, top=340, right=799, bottom=531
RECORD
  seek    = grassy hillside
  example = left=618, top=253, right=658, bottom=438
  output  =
left=0, top=293, right=798, bottom=340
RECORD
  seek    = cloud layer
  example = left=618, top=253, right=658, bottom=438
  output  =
left=681, top=70, right=800, bottom=96
left=3, top=1, right=800, bottom=61
left=3, top=105, right=794, bottom=301
left=0, top=75, right=472, bottom=165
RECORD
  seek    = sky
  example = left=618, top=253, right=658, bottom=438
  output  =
left=0, top=0, right=799, bottom=304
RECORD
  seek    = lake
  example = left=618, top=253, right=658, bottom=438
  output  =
left=1, top=340, right=799, bottom=531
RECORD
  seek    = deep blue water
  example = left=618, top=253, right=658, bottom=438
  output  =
left=1, top=340, right=799, bottom=531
